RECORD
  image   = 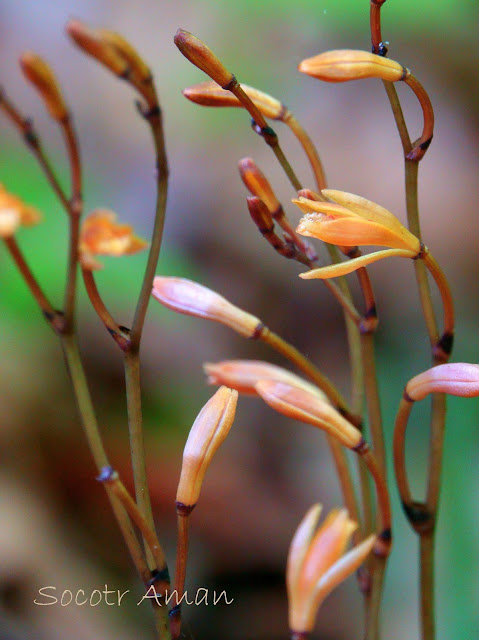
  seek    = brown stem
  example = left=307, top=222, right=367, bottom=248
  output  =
left=370, top=0, right=388, bottom=55
left=0, top=90, right=70, bottom=210
left=171, top=512, right=191, bottom=640
left=82, top=268, right=130, bottom=349
left=420, top=533, right=435, bottom=640
left=282, top=110, right=327, bottom=191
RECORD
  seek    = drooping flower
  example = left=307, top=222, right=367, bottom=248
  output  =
left=79, top=209, right=148, bottom=270
left=204, top=359, right=328, bottom=400
left=293, top=189, right=421, bottom=279
left=287, top=504, right=375, bottom=635
left=176, top=386, right=238, bottom=510
left=255, top=380, right=361, bottom=449
left=0, top=184, right=41, bottom=237
left=152, top=277, right=262, bottom=338
left=405, top=363, right=479, bottom=402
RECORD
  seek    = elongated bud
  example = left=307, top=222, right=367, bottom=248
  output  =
left=19, top=53, right=68, bottom=121
left=174, top=29, right=233, bottom=88
left=182, top=80, right=284, bottom=119
left=239, top=158, right=280, bottom=213
left=299, top=49, right=407, bottom=83
left=255, top=380, right=361, bottom=449
left=405, top=363, right=479, bottom=402
left=67, top=20, right=129, bottom=78
left=152, top=277, right=262, bottom=339
left=97, top=28, right=151, bottom=82
left=204, top=360, right=328, bottom=400
left=176, top=387, right=238, bottom=509
left=246, top=197, right=296, bottom=259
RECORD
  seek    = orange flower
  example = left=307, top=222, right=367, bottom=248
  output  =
left=152, top=277, right=262, bottom=338
left=255, top=380, right=361, bottom=449
left=287, top=504, right=375, bottom=634
left=176, top=387, right=238, bottom=509
left=406, top=363, right=479, bottom=402
left=0, top=184, right=41, bottom=237
left=79, top=209, right=148, bottom=270
left=20, top=53, right=68, bottom=122
left=293, top=189, right=420, bottom=279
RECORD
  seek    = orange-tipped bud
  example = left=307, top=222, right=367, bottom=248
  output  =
left=152, top=277, right=262, bottom=339
left=66, top=20, right=129, bottom=78
left=405, top=363, right=479, bottom=402
left=0, top=184, right=41, bottom=237
left=97, top=28, right=151, bottom=82
left=176, top=387, right=238, bottom=508
left=287, top=504, right=374, bottom=634
left=174, top=29, right=233, bottom=88
left=204, top=360, right=328, bottom=400
left=299, top=49, right=407, bottom=83
left=294, top=192, right=420, bottom=252
left=255, top=380, right=361, bottom=449
left=239, top=158, right=280, bottom=213
left=19, top=53, right=68, bottom=122
left=247, top=196, right=274, bottom=234
left=182, top=80, right=284, bottom=119
left=79, top=209, right=148, bottom=270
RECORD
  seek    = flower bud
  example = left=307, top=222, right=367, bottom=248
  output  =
left=239, top=158, right=280, bottom=213
left=204, top=360, right=328, bottom=400
left=182, top=80, right=284, bottom=119
left=0, top=184, right=41, bottom=237
left=97, top=28, right=151, bottom=82
left=287, top=504, right=374, bottom=634
left=19, top=53, right=68, bottom=122
left=405, top=363, right=479, bottom=402
left=176, top=387, right=238, bottom=508
left=255, top=380, right=361, bottom=449
left=174, top=29, right=233, bottom=88
left=67, top=20, right=129, bottom=78
left=80, top=209, right=148, bottom=270
left=299, top=49, right=407, bottom=83
left=152, top=277, right=262, bottom=339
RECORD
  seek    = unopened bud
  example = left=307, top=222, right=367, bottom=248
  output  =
left=20, top=53, right=68, bottom=122
left=174, top=29, right=233, bottom=88
left=239, top=158, right=280, bottom=213
left=255, top=380, right=361, bottom=449
left=177, top=387, right=238, bottom=508
left=204, top=360, right=328, bottom=400
left=299, top=49, right=407, bottom=83
left=405, top=363, right=479, bottom=402
left=97, top=28, right=151, bottom=82
left=182, top=80, right=284, bottom=119
left=67, top=20, right=129, bottom=78
left=152, top=277, right=262, bottom=339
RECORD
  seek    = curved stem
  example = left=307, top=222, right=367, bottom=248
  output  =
left=282, top=111, right=327, bottom=191
left=82, top=268, right=130, bottom=349
left=393, top=396, right=415, bottom=508
left=403, top=74, right=435, bottom=162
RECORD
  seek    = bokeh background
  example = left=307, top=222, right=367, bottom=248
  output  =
left=1, top=1, right=478, bottom=639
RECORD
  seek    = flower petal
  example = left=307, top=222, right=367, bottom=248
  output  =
left=299, top=249, right=417, bottom=279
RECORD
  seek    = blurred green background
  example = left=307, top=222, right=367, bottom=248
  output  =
left=1, top=1, right=478, bottom=639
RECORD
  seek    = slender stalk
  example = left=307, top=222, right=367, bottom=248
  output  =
left=392, top=396, right=414, bottom=508
left=282, top=110, right=327, bottom=190
left=171, top=512, right=191, bottom=640
left=0, top=90, right=70, bottom=210
left=229, top=82, right=302, bottom=190
left=101, top=468, right=169, bottom=590
left=360, top=333, right=385, bottom=479
left=370, top=0, right=387, bottom=55
left=326, top=435, right=360, bottom=534
left=420, top=533, right=435, bottom=640
left=82, top=268, right=130, bottom=349
left=258, top=325, right=360, bottom=426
